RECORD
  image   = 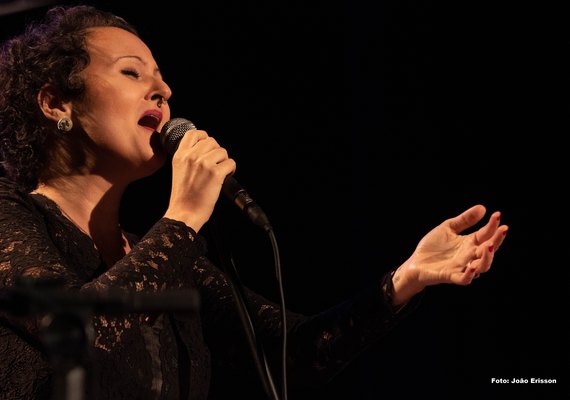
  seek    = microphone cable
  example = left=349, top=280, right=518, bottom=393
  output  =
left=159, top=118, right=287, bottom=398
left=208, top=213, right=288, bottom=400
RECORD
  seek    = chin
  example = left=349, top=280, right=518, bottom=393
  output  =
left=127, top=149, right=167, bottom=182
left=137, top=131, right=168, bottom=174
left=137, top=153, right=167, bottom=179
left=149, top=130, right=167, bottom=157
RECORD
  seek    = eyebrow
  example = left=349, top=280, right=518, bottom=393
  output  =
left=114, top=55, right=162, bottom=77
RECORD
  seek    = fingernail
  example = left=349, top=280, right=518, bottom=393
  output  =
left=469, top=268, right=476, bottom=274
left=502, top=228, right=508, bottom=236
left=496, top=214, right=501, bottom=222
left=488, top=245, right=494, bottom=253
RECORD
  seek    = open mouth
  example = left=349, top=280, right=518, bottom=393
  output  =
left=138, top=112, right=162, bottom=132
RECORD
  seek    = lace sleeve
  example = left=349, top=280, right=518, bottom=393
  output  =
left=0, top=178, right=207, bottom=399
left=193, top=254, right=422, bottom=389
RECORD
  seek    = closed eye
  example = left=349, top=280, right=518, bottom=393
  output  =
left=121, top=69, right=140, bottom=78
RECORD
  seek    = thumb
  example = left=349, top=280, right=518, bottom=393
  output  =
left=447, top=204, right=486, bottom=234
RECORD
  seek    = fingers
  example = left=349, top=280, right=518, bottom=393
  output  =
left=472, top=211, right=501, bottom=245
left=472, top=211, right=508, bottom=267
left=494, top=225, right=509, bottom=251
left=459, top=223, right=509, bottom=282
left=453, top=253, right=490, bottom=285
left=477, top=224, right=509, bottom=274
left=475, top=242, right=496, bottom=274
left=447, top=204, right=486, bottom=234
left=453, top=209, right=509, bottom=285
left=176, top=129, right=208, bottom=149
left=452, top=266, right=479, bottom=285
left=174, top=129, right=235, bottom=177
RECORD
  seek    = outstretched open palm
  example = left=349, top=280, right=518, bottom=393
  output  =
left=407, top=204, right=508, bottom=286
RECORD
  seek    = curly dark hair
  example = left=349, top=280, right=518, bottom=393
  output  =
left=0, top=5, right=138, bottom=191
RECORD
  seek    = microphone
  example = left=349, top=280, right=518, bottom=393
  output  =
left=159, top=118, right=271, bottom=231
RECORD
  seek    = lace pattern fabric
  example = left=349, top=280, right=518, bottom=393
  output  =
left=0, top=177, right=420, bottom=400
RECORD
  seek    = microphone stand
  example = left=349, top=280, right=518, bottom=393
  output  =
left=0, top=277, right=200, bottom=400
left=40, top=308, right=92, bottom=400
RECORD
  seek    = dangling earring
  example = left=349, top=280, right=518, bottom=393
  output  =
left=57, top=116, right=73, bottom=132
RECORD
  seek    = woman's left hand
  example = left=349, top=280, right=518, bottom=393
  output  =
left=392, top=204, right=508, bottom=304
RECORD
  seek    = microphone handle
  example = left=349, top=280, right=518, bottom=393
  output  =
left=223, top=175, right=271, bottom=231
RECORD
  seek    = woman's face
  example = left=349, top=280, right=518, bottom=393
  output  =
left=74, top=26, right=172, bottom=181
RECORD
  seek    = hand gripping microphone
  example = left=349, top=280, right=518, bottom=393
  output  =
left=159, top=118, right=271, bottom=231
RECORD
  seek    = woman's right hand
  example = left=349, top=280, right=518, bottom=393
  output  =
left=163, top=128, right=236, bottom=232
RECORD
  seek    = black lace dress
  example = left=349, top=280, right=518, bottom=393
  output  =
left=0, top=177, right=419, bottom=400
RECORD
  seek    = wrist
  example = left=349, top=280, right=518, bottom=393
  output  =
left=163, top=209, right=205, bottom=233
left=390, top=257, right=425, bottom=306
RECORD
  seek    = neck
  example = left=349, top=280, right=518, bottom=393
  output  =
left=34, top=174, right=130, bottom=266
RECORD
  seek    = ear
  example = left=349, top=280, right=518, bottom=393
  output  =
left=37, top=84, right=72, bottom=123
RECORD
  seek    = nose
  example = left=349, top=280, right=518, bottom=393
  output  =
left=150, top=79, right=172, bottom=108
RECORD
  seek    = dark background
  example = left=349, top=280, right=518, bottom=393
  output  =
left=1, top=1, right=567, bottom=399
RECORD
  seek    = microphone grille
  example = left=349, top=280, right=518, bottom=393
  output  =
left=160, top=117, right=197, bottom=155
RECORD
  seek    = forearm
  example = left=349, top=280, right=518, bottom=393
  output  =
left=89, top=217, right=204, bottom=293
